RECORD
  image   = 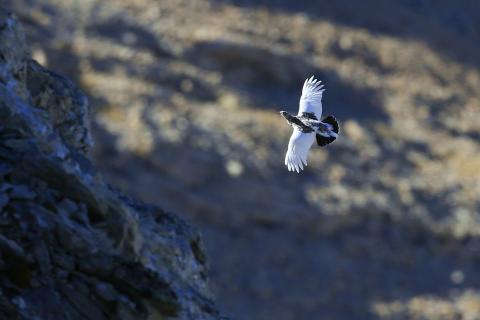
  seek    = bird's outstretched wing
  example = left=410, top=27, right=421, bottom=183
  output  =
left=285, top=129, right=315, bottom=173
left=298, top=76, right=325, bottom=118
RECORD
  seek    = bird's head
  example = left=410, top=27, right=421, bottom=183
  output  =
left=280, top=111, right=293, bottom=123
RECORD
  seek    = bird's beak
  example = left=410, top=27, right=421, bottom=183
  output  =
left=280, top=111, right=288, bottom=119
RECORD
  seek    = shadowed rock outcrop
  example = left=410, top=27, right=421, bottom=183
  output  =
left=0, top=8, right=222, bottom=320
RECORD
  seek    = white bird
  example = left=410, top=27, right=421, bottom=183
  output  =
left=280, top=76, right=339, bottom=173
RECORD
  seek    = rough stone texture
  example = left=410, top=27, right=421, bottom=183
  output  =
left=0, top=7, right=221, bottom=320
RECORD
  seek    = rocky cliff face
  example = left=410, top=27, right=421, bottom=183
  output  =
left=0, top=8, right=221, bottom=320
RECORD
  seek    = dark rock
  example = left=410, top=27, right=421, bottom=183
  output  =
left=57, top=281, right=108, bottom=320
left=26, top=59, right=93, bottom=154
left=0, top=192, right=9, bottom=211
left=95, top=281, right=119, bottom=302
left=0, top=235, right=32, bottom=288
left=51, top=253, right=75, bottom=271
left=8, top=184, right=36, bottom=200
left=0, top=7, right=222, bottom=320
left=31, top=240, right=52, bottom=275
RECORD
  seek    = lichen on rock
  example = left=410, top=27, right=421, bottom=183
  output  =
left=0, top=7, right=222, bottom=319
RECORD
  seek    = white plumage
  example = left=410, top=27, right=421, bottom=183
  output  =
left=298, top=76, right=325, bottom=116
left=285, top=76, right=326, bottom=173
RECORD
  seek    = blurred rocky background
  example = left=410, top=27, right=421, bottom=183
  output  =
left=4, top=0, right=480, bottom=319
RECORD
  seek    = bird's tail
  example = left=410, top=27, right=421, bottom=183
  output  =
left=323, top=116, right=339, bottom=134
left=316, top=115, right=339, bottom=147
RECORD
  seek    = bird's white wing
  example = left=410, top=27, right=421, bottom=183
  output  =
left=285, top=128, right=315, bottom=173
left=298, top=76, right=325, bottom=117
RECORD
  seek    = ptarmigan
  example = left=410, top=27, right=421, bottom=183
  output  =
left=280, top=76, right=339, bottom=173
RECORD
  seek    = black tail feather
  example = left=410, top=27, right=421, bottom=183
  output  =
left=316, top=134, right=336, bottom=147
left=322, top=115, right=339, bottom=133
left=316, top=115, right=339, bottom=147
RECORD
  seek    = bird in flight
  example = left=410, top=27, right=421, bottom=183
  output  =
left=280, top=76, right=339, bottom=173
